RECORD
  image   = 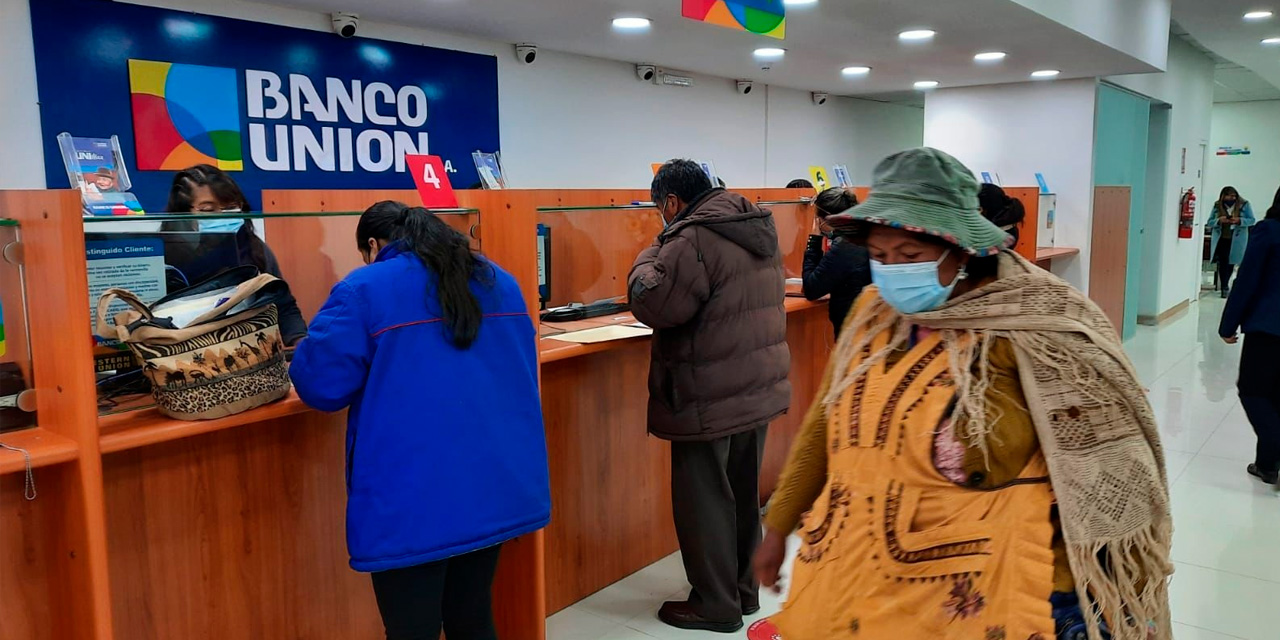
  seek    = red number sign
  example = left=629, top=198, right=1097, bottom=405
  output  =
left=405, top=154, right=458, bottom=208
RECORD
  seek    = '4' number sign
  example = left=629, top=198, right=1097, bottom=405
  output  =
left=405, top=155, right=458, bottom=208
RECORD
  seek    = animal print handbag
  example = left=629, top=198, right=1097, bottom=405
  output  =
left=95, top=266, right=293, bottom=420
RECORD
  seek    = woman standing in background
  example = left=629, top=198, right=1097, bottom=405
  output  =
left=291, top=202, right=551, bottom=640
left=978, top=183, right=1027, bottom=244
left=1206, top=186, right=1255, bottom=298
left=802, top=187, right=871, bottom=335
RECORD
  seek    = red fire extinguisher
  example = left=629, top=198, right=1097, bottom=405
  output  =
left=1178, top=188, right=1196, bottom=239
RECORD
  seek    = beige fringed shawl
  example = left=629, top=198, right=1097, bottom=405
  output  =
left=824, top=252, right=1173, bottom=640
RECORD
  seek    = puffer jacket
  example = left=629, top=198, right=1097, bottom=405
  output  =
left=628, top=188, right=791, bottom=441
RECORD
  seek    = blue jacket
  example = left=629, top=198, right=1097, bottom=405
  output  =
left=1221, top=218, right=1280, bottom=339
left=1206, top=200, right=1256, bottom=266
left=290, top=243, right=550, bottom=572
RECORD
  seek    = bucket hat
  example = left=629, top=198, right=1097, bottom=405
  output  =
left=827, top=147, right=1013, bottom=256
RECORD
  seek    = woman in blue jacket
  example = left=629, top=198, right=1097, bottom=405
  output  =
left=291, top=202, right=551, bottom=640
left=1206, top=186, right=1256, bottom=297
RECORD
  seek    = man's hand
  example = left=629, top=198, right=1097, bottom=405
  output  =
left=1223, top=334, right=1239, bottom=345
left=753, top=528, right=789, bottom=593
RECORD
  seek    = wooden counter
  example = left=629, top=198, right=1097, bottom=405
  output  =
left=539, top=296, right=831, bottom=613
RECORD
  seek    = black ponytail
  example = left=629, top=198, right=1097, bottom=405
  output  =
left=356, top=201, right=492, bottom=349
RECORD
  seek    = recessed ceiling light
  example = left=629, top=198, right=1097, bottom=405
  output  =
left=914, top=80, right=940, bottom=89
left=842, top=66, right=872, bottom=76
left=1263, top=37, right=1280, bottom=44
left=1031, top=69, right=1061, bottom=78
left=899, top=29, right=936, bottom=41
left=783, top=0, right=819, bottom=5
left=754, top=47, right=787, bottom=59
left=974, top=51, right=1007, bottom=61
left=612, top=17, right=651, bottom=31
left=1245, top=10, right=1274, bottom=20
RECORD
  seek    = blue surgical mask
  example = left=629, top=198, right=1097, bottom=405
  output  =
left=198, top=217, right=245, bottom=233
left=870, top=249, right=967, bottom=314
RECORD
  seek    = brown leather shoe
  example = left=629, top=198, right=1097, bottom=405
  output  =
left=658, top=601, right=744, bottom=633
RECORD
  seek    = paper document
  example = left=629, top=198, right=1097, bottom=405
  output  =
left=547, top=325, right=652, bottom=344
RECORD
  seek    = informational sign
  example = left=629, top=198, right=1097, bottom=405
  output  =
left=86, top=238, right=166, bottom=350
left=832, top=164, right=852, bottom=188
left=808, top=166, right=829, bottom=192
left=405, top=155, right=458, bottom=208
left=30, top=0, right=500, bottom=211
left=1035, top=172, right=1051, bottom=194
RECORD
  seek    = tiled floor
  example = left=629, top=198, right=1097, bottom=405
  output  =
left=547, top=296, right=1280, bottom=640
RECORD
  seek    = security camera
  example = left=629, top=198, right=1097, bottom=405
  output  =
left=515, top=44, right=538, bottom=65
left=331, top=12, right=359, bottom=39
left=736, top=80, right=754, bottom=95
left=812, top=92, right=829, bottom=106
left=636, top=64, right=657, bottom=82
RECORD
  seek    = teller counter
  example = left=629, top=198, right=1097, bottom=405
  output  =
left=534, top=201, right=831, bottom=612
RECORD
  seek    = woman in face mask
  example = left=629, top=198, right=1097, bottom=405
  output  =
left=1206, top=186, right=1255, bottom=298
left=162, top=164, right=307, bottom=344
left=753, top=148, right=1172, bottom=640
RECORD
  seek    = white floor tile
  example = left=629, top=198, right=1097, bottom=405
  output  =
left=1197, top=406, right=1255, bottom=463
left=1172, top=622, right=1247, bottom=639
left=548, top=607, right=630, bottom=640
left=1169, top=562, right=1280, bottom=640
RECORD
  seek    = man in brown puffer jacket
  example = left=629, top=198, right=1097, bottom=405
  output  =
left=629, top=159, right=791, bottom=633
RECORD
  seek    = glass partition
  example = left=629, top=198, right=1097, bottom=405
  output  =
left=536, top=206, right=663, bottom=309
left=84, top=209, right=479, bottom=415
left=0, top=220, right=37, bottom=432
left=536, top=200, right=814, bottom=312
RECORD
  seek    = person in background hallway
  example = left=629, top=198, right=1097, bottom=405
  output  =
left=787, top=178, right=814, bottom=190
left=754, top=148, right=1172, bottom=640
left=978, top=182, right=1028, bottom=244
left=164, top=164, right=308, bottom=344
left=629, top=159, right=792, bottom=633
left=290, top=202, right=551, bottom=640
left=1206, top=186, right=1254, bottom=298
left=1219, top=186, right=1280, bottom=485
left=802, top=187, right=871, bottom=335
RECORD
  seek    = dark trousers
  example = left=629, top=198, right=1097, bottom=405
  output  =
left=370, top=544, right=503, bottom=640
left=670, top=425, right=768, bottom=622
left=1239, top=333, right=1280, bottom=473
left=1218, top=262, right=1236, bottom=292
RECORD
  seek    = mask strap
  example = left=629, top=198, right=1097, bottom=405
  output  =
left=935, top=248, right=969, bottom=286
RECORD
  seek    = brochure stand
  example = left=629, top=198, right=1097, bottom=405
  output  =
left=56, top=133, right=145, bottom=216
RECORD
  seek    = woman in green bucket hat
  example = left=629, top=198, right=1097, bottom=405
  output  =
left=753, top=148, right=1171, bottom=640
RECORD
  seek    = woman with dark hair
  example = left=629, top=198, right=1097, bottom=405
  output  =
left=290, top=202, right=551, bottom=640
left=755, top=148, right=1172, bottom=640
left=787, top=178, right=815, bottom=190
left=802, top=187, right=871, bottom=334
left=1206, top=186, right=1255, bottom=297
left=978, top=183, right=1027, bottom=244
left=162, top=164, right=307, bottom=344
left=1219, top=186, right=1280, bottom=485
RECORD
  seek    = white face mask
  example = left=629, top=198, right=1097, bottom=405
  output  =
left=870, top=249, right=967, bottom=314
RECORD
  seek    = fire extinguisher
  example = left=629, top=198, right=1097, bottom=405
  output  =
left=1178, top=188, right=1196, bottom=239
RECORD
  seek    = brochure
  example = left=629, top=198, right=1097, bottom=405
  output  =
left=57, top=133, right=146, bottom=216
left=472, top=151, right=507, bottom=189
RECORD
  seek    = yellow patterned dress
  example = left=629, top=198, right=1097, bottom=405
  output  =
left=770, top=312, right=1058, bottom=640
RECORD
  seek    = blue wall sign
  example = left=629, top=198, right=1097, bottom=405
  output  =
left=30, top=0, right=500, bottom=212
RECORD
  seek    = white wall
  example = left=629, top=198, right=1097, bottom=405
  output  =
left=1010, top=0, right=1171, bottom=71
left=923, top=79, right=1099, bottom=289
left=1207, top=101, right=1280, bottom=223
left=1108, top=37, right=1216, bottom=318
left=0, top=0, right=43, bottom=188
left=0, top=0, right=923, bottom=192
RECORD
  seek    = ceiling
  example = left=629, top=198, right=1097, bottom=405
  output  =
left=273, top=0, right=1162, bottom=98
left=1173, top=0, right=1280, bottom=102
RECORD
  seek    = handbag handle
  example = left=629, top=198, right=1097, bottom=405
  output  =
left=95, top=288, right=155, bottom=341
left=184, top=274, right=280, bottom=327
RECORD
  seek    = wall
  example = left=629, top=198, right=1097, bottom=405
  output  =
left=923, top=78, right=1099, bottom=289
left=0, top=0, right=923, bottom=192
left=0, top=0, right=42, bottom=189
left=1010, top=0, right=1171, bottom=72
left=1207, top=101, right=1280, bottom=222
left=1109, top=36, right=1216, bottom=317
left=1093, top=84, right=1151, bottom=339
